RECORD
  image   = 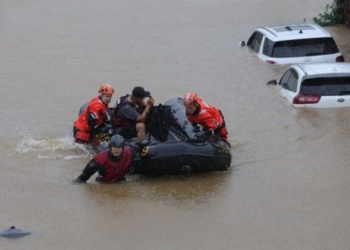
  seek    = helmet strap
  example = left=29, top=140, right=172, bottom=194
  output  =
left=108, top=149, right=123, bottom=162
left=193, top=104, right=200, bottom=115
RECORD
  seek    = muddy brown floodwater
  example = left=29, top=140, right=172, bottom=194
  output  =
left=1, top=0, right=350, bottom=249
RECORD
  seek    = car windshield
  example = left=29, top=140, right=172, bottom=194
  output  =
left=300, top=77, right=350, bottom=96
left=264, top=38, right=339, bottom=58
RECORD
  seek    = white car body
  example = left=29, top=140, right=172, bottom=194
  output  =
left=246, top=23, right=344, bottom=65
left=279, top=63, right=350, bottom=108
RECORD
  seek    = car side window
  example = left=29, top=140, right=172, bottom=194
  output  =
left=262, top=37, right=273, bottom=56
left=280, top=69, right=298, bottom=92
left=280, top=70, right=292, bottom=88
left=288, top=70, right=298, bottom=92
left=247, top=31, right=263, bottom=53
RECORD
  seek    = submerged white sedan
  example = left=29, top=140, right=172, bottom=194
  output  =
left=267, top=63, right=350, bottom=108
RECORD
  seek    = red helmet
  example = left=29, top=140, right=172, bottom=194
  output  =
left=98, top=83, right=114, bottom=95
left=183, top=91, right=198, bottom=107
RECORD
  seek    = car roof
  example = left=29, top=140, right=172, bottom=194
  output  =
left=292, top=63, right=350, bottom=76
left=257, top=23, right=332, bottom=41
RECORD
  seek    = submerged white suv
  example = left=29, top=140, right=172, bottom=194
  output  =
left=268, top=63, right=350, bottom=108
left=243, top=23, right=344, bottom=64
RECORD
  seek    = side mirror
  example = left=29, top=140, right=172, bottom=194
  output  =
left=266, top=79, right=277, bottom=85
left=239, top=41, right=246, bottom=47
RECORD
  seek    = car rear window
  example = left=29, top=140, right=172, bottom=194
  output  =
left=263, top=38, right=339, bottom=58
left=300, top=77, right=350, bottom=96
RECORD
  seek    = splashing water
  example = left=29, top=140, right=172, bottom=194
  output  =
left=14, top=135, right=93, bottom=160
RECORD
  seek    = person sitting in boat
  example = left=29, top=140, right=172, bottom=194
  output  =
left=73, top=83, right=114, bottom=144
left=73, top=135, right=132, bottom=183
left=112, top=86, right=155, bottom=141
left=183, top=91, right=229, bottom=142
left=163, top=98, right=197, bottom=139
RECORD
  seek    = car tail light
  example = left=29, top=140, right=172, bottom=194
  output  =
left=336, top=55, right=345, bottom=62
left=293, top=94, right=321, bottom=104
left=265, top=60, right=275, bottom=64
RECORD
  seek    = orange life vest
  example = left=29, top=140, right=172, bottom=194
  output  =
left=187, top=99, right=228, bottom=141
left=74, top=96, right=109, bottom=141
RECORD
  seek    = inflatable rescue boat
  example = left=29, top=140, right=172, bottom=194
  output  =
left=80, top=100, right=232, bottom=175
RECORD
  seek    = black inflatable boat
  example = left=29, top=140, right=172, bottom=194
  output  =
left=80, top=102, right=232, bottom=175
left=127, top=135, right=231, bottom=175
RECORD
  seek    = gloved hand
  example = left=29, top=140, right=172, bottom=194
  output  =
left=205, top=130, right=214, bottom=136
left=193, top=125, right=201, bottom=133
left=195, top=130, right=214, bottom=139
left=194, top=131, right=206, bottom=139
left=72, top=177, right=86, bottom=184
left=101, top=124, right=113, bottom=136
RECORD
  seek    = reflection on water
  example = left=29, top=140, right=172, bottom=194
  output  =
left=133, top=172, right=232, bottom=206
left=80, top=171, right=232, bottom=208
left=293, top=107, right=350, bottom=144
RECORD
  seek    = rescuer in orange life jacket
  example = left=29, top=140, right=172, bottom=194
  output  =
left=183, top=91, right=229, bottom=142
left=73, top=83, right=114, bottom=143
left=73, top=134, right=132, bottom=183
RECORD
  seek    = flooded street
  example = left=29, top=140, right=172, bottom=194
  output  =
left=1, top=0, right=350, bottom=249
